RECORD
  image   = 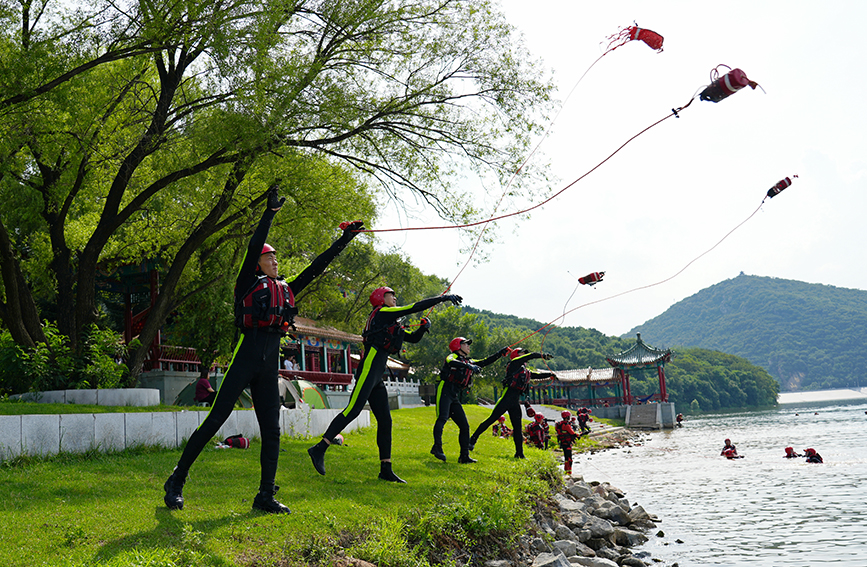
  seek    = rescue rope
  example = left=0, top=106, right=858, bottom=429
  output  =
left=509, top=189, right=773, bottom=349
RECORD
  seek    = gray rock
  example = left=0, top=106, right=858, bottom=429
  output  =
left=593, top=547, right=621, bottom=561
left=567, top=483, right=595, bottom=500
left=629, top=519, right=657, bottom=531
left=594, top=502, right=631, bottom=526
left=576, top=529, right=593, bottom=543
left=627, top=505, right=650, bottom=522
left=569, top=556, right=619, bottom=567
left=555, top=492, right=586, bottom=513
left=484, top=561, right=513, bottom=567
left=613, top=527, right=649, bottom=547
left=618, top=556, right=647, bottom=567
left=563, top=510, right=592, bottom=531
left=532, top=537, right=552, bottom=553
left=555, top=524, right=579, bottom=541
left=532, top=552, right=572, bottom=567
left=585, top=537, right=612, bottom=551
left=552, top=539, right=577, bottom=558
left=584, top=516, right=615, bottom=539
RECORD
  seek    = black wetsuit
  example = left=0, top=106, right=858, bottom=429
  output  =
left=174, top=207, right=354, bottom=490
left=469, top=352, right=554, bottom=458
left=322, top=296, right=449, bottom=459
left=433, top=349, right=502, bottom=459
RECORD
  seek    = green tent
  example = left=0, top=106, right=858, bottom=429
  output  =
left=281, top=378, right=330, bottom=409
left=173, top=374, right=253, bottom=408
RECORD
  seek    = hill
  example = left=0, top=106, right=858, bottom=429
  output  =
left=627, top=274, right=867, bottom=391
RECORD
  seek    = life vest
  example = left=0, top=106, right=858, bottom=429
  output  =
left=441, top=354, right=473, bottom=388
left=502, top=363, right=530, bottom=391
left=235, top=276, right=296, bottom=330
left=555, top=420, right=577, bottom=446
left=362, top=306, right=404, bottom=354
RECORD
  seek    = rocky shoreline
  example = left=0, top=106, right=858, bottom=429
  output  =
left=494, top=474, right=676, bottom=567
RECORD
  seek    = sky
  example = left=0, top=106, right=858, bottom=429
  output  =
left=374, top=1, right=867, bottom=338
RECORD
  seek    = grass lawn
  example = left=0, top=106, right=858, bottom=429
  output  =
left=0, top=404, right=611, bottom=567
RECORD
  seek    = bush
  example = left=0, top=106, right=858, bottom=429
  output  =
left=0, top=322, right=129, bottom=394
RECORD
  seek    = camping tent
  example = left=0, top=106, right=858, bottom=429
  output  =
left=173, top=374, right=253, bottom=408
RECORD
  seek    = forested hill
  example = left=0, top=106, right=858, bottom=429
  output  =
left=461, top=306, right=778, bottom=410
left=627, top=274, right=867, bottom=391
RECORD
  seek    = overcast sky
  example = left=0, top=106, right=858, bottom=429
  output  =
left=374, top=1, right=867, bottom=338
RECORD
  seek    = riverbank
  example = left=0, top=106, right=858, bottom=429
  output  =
left=0, top=404, right=664, bottom=567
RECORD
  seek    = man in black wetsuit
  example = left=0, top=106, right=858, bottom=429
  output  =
left=163, top=184, right=362, bottom=513
left=468, top=348, right=554, bottom=459
left=307, top=287, right=462, bottom=483
left=431, top=337, right=508, bottom=463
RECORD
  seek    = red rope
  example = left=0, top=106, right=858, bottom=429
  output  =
left=510, top=192, right=769, bottom=349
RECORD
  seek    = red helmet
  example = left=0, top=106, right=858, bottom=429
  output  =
left=449, top=337, right=472, bottom=352
left=561, top=410, right=571, bottom=419
left=509, top=348, right=527, bottom=360
left=261, top=243, right=276, bottom=255
left=497, top=416, right=505, bottom=423
left=804, top=448, right=816, bottom=456
left=369, top=286, right=395, bottom=307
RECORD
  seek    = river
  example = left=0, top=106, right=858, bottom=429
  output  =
left=574, top=399, right=867, bottom=566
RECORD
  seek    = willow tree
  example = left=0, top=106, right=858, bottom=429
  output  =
left=0, top=0, right=553, bottom=384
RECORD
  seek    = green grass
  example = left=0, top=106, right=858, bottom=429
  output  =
left=0, top=405, right=590, bottom=567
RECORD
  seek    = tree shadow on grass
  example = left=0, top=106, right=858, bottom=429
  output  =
left=92, top=506, right=261, bottom=565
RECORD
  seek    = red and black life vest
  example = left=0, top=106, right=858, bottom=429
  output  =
left=362, top=306, right=404, bottom=354
left=502, top=364, right=530, bottom=391
left=555, top=420, right=577, bottom=446
left=234, top=276, right=296, bottom=330
left=441, top=355, right=473, bottom=388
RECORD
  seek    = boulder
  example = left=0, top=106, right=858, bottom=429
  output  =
left=567, top=483, right=595, bottom=500
left=531, top=537, right=552, bottom=553
left=532, top=552, right=572, bottom=567
left=569, top=556, right=619, bottom=567
left=552, top=540, right=577, bottom=558
left=618, top=556, right=648, bottom=567
left=555, top=524, right=579, bottom=542
left=613, top=528, right=649, bottom=547
left=593, top=502, right=631, bottom=526
left=555, top=492, right=586, bottom=513
left=583, top=516, right=615, bottom=539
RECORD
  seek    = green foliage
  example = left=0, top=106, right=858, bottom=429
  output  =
left=621, top=347, right=779, bottom=411
left=629, top=274, right=867, bottom=391
left=0, top=323, right=128, bottom=394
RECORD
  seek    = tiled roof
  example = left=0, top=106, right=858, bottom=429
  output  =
left=292, top=317, right=362, bottom=344
left=552, top=367, right=617, bottom=383
left=606, top=333, right=672, bottom=367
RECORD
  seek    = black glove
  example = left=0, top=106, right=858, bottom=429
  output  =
left=497, top=347, right=510, bottom=357
left=338, top=220, right=365, bottom=242
left=419, top=317, right=431, bottom=331
left=442, top=294, right=462, bottom=306
left=469, top=364, right=482, bottom=374
left=267, top=182, right=286, bottom=210
left=541, top=353, right=553, bottom=360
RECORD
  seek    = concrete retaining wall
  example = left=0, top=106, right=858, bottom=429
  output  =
left=0, top=407, right=369, bottom=462
left=10, top=388, right=161, bottom=407
left=625, top=402, right=677, bottom=429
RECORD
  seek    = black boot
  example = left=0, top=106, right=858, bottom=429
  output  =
left=430, top=445, right=446, bottom=462
left=252, top=484, right=291, bottom=514
left=307, top=439, right=329, bottom=475
left=163, top=468, right=187, bottom=510
left=514, top=452, right=526, bottom=459
left=467, top=435, right=478, bottom=452
left=458, top=454, right=477, bottom=464
left=378, top=461, right=407, bottom=483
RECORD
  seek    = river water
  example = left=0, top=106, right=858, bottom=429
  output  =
left=574, top=399, right=867, bottom=566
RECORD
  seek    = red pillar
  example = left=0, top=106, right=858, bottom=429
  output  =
left=658, top=365, right=667, bottom=402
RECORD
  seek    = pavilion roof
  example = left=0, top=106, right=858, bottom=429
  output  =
left=552, top=367, right=617, bottom=383
left=606, top=333, right=672, bottom=368
left=292, top=317, right=362, bottom=344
